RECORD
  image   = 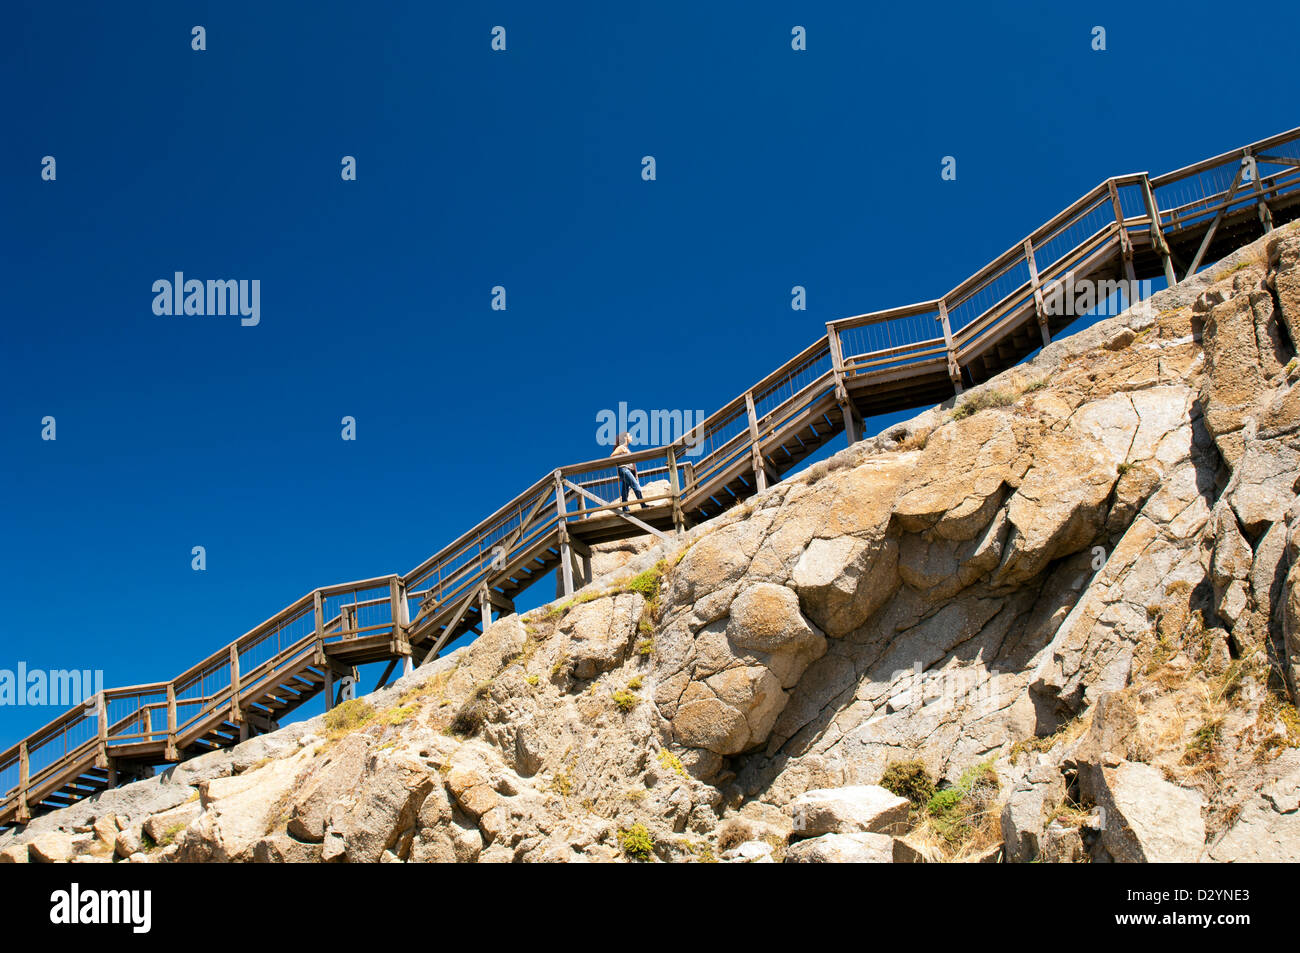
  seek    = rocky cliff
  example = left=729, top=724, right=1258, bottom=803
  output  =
left=7, top=223, right=1300, bottom=864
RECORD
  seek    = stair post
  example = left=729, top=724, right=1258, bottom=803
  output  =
left=744, top=391, right=768, bottom=492
left=667, top=445, right=686, bottom=535
left=228, top=644, right=242, bottom=724
left=828, top=324, right=863, bottom=444
left=17, top=740, right=30, bottom=824
left=1023, top=238, right=1051, bottom=347
left=313, top=590, right=326, bottom=665
left=937, top=299, right=963, bottom=395
left=389, top=576, right=410, bottom=656
left=1107, top=179, right=1138, bottom=283
left=166, top=682, right=179, bottom=761
left=555, top=470, right=574, bottom=598
left=1140, top=173, right=1177, bottom=287
left=95, top=691, right=109, bottom=770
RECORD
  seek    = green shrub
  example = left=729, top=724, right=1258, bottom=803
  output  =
left=924, top=759, right=1002, bottom=847
left=927, top=788, right=964, bottom=816
left=626, top=564, right=664, bottom=600
left=612, top=689, right=639, bottom=713
left=620, top=823, right=654, bottom=861
left=879, top=759, right=935, bottom=806
left=657, top=749, right=686, bottom=778
left=951, top=389, right=1016, bottom=421
left=381, top=704, right=416, bottom=726
left=324, top=698, right=376, bottom=736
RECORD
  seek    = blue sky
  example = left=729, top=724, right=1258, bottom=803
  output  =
left=0, top=0, right=1294, bottom=743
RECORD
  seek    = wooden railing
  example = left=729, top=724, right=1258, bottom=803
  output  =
left=4, top=124, right=1299, bottom=825
left=829, top=127, right=1300, bottom=397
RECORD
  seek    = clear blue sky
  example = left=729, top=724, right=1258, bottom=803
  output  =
left=0, top=0, right=1293, bottom=743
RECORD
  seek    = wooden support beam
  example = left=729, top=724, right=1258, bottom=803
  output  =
left=228, top=644, right=242, bottom=723
left=389, top=576, right=408, bottom=638
left=562, top=478, right=669, bottom=542
left=827, top=325, right=863, bottom=444
left=1107, top=179, right=1137, bottom=283
left=478, top=586, right=493, bottom=634
left=373, top=659, right=399, bottom=693
left=1254, top=153, right=1300, bottom=169
left=570, top=548, right=588, bottom=589
left=17, top=740, right=30, bottom=824
left=418, top=586, right=481, bottom=665
left=95, top=691, right=109, bottom=770
left=313, top=590, right=326, bottom=665
left=1140, top=174, right=1177, bottom=287
left=1023, top=238, right=1051, bottom=348
left=1185, top=160, right=1246, bottom=279
left=667, top=446, right=686, bottom=535
left=557, top=532, right=575, bottom=598
left=244, top=711, right=279, bottom=734
left=1244, top=151, right=1274, bottom=233
left=165, top=682, right=179, bottom=761
left=323, top=661, right=357, bottom=707
left=567, top=533, right=593, bottom=587
left=555, top=471, right=574, bottom=598
left=937, top=298, right=963, bottom=395
left=744, top=391, right=768, bottom=493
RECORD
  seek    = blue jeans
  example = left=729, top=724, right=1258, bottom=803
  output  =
left=618, top=466, right=644, bottom=511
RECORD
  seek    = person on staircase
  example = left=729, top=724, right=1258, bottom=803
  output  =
left=610, top=432, right=649, bottom=513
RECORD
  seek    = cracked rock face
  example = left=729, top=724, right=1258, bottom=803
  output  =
left=7, top=223, right=1300, bottom=864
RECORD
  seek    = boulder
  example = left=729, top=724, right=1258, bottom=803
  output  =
left=1208, top=769, right=1300, bottom=862
left=1091, top=761, right=1206, bottom=863
left=791, top=785, right=911, bottom=837
left=91, top=814, right=119, bottom=850
left=177, top=744, right=317, bottom=862
left=142, top=801, right=201, bottom=847
left=253, top=833, right=323, bottom=863
left=561, top=594, right=641, bottom=680
left=726, top=583, right=824, bottom=658
left=339, top=750, right=438, bottom=863
left=892, top=835, right=943, bottom=863
left=791, top=536, right=900, bottom=637
left=671, top=684, right=750, bottom=754
left=1001, top=766, right=1067, bottom=863
left=114, top=827, right=143, bottom=859
left=287, top=733, right=371, bottom=842
left=785, top=831, right=895, bottom=863
left=27, top=831, right=78, bottom=863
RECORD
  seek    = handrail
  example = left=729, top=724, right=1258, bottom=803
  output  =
left=4, top=124, right=1300, bottom=824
